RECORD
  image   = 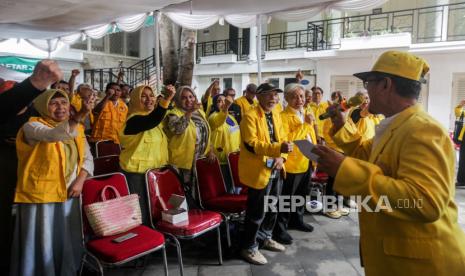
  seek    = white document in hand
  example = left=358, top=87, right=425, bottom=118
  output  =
left=294, top=139, right=320, bottom=162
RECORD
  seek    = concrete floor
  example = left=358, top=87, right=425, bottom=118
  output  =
left=99, top=188, right=465, bottom=276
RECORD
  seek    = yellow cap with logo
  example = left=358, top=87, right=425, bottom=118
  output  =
left=354, top=51, right=430, bottom=83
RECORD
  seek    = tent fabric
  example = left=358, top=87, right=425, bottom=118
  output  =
left=0, top=0, right=388, bottom=52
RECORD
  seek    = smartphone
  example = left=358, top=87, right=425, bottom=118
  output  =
left=112, top=232, right=138, bottom=243
left=265, top=158, right=274, bottom=169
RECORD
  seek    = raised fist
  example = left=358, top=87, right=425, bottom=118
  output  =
left=29, top=60, right=63, bottom=90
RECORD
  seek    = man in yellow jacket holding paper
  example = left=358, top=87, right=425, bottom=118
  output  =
left=239, top=83, right=293, bottom=265
left=313, top=51, right=465, bottom=276
left=273, top=83, right=317, bottom=245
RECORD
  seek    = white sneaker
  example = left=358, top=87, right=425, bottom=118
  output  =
left=240, top=248, right=268, bottom=265
left=262, top=239, right=285, bottom=252
left=306, top=200, right=323, bottom=213
left=338, top=207, right=350, bottom=216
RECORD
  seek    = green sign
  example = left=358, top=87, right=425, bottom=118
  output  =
left=0, top=56, right=40, bottom=74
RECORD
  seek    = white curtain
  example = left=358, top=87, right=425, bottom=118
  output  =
left=116, top=13, right=148, bottom=32
left=224, top=15, right=257, bottom=28
left=272, top=5, right=326, bottom=22
left=24, top=38, right=59, bottom=53
left=84, top=24, right=111, bottom=39
left=165, top=12, right=219, bottom=30
left=331, top=0, right=388, bottom=11
left=59, top=32, right=83, bottom=45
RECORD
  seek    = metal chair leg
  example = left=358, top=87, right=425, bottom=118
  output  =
left=171, top=235, right=184, bottom=276
left=225, top=216, right=231, bottom=248
left=162, top=245, right=169, bottom=276
left=216, top=227, right=223, bottom=265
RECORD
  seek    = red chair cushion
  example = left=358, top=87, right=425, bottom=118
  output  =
left=86, top=225, right=165, bottom=263
left=156, top=209, right=222, bottom=237
left=204, top=194, right=247, bottom=213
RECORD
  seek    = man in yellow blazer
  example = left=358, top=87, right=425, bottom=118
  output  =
left=314, top=51, right=465, bottom=276
left=239, top=82, right=293, bottom=265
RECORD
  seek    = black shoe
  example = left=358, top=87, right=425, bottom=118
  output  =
left=290, top=222, right=314, bottom=232
left=273, top=231, right=293, bottom=245
left=456, top=182, right=465, bottom=187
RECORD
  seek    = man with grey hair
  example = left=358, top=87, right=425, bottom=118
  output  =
left=274, top=83, right=317, bottom=245
left=235, top=83, right=258, bottom=117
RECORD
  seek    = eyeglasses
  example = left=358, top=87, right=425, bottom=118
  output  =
left=363, top=78, right=384, bottom=89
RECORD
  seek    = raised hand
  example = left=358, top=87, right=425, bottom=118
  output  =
left=29, top=60, right=63, bottom=90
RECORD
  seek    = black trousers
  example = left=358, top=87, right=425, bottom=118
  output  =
left=274, top=169, right=311, bottom=236
left=457, top=139, right=465, bottom=184
left=242, top=176, right=282, bottom=250
left=122, top=170, right=151, bottom=226
left=0, top=144, right=16, bottom=274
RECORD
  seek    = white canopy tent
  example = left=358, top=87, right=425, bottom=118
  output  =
left=0, top=0, right=387, bottom=86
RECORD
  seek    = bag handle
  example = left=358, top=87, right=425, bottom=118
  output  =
left=100, top=185, right=121, bottom=201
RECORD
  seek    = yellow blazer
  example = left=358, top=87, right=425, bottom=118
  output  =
left=280, top=106, right=316, bottom=173
left=332, top=104, right=465, bottom=276
left=239, top=104, right=287, bottom=189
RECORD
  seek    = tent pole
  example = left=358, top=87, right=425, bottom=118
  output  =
left=256, top=15, right=262, bottom=84
left=47, top=39, right=51, bottom=59
left=154, top=10, right=162, bottom=93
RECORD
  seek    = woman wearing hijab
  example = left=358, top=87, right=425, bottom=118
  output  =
left=208, top=94, right=241, bottom=193
left=165, top=86, right=215, bottom=198
left=11, top=89, right=94, bottom=276
left=119, top=85, right=175, bottom=225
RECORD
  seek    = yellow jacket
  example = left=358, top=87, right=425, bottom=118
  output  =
left=234, top=96, right=257, bottom=116
left=165, top=107, right=211, bottom=170
left=332, top=104, right=465, bottom=276
left=309, top=101, right=330, bottom=136
left=119, top=115, right=169, bottom=173
left=322, top=118, right=343, bottom=152
left=15, top=117, right=85, bottom=203
left=454, top=105, right=465, bottom=141
left=347, top=107, right=380, bottom=141
left=280, top=106, right=316, bottom=173
left=239, top=104, right=287, bottom=189
left=91, top=99, right=128, bottom=144
left=208, top=111, right=240, bottom=164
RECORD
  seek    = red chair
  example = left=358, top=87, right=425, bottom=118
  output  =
left=195, top=157, right=247, bottom=247
left=146, top=166, right=223, bottom=275
left=227, top=151, right=248, bottom=195
left=311, top=168, right=328, bottom=196
left=79, top=173, right=168, bottom=276
left=93, top=155, right=120, bottom=176
left=95, top=140, right=121, bottom=158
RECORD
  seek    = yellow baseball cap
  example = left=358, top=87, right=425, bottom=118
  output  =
left=354, top=51, right=430, bottom=83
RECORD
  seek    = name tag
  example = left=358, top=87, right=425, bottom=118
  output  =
left=229, top=125, right=239, bottom=133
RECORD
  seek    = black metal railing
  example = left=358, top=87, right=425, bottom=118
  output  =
left=196, top=1, right=465, bottom=63
left=84, top=49, right=159, bottom=91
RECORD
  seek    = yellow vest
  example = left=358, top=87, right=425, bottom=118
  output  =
left=119, top=114, right=169, bottom=173
left=204, top=95, right=213, bottom=117
left=322, top=118, right=343, bottom=152
left=208, top=111, right=240, bottom=164
left=71, top=94, right=94, bottom=125
left=234, top=96, right=257, bottom=116
left=91, top=99, right=128, bottom=144
left=310, top=101, right=330, bottom=136
left=239, top=105, right=287, bottom=189
left=166, top=107, right=211, bottom=170
left=281, top=106, right=317, bottom=173
left=15, top=117, right=85, bottom=203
